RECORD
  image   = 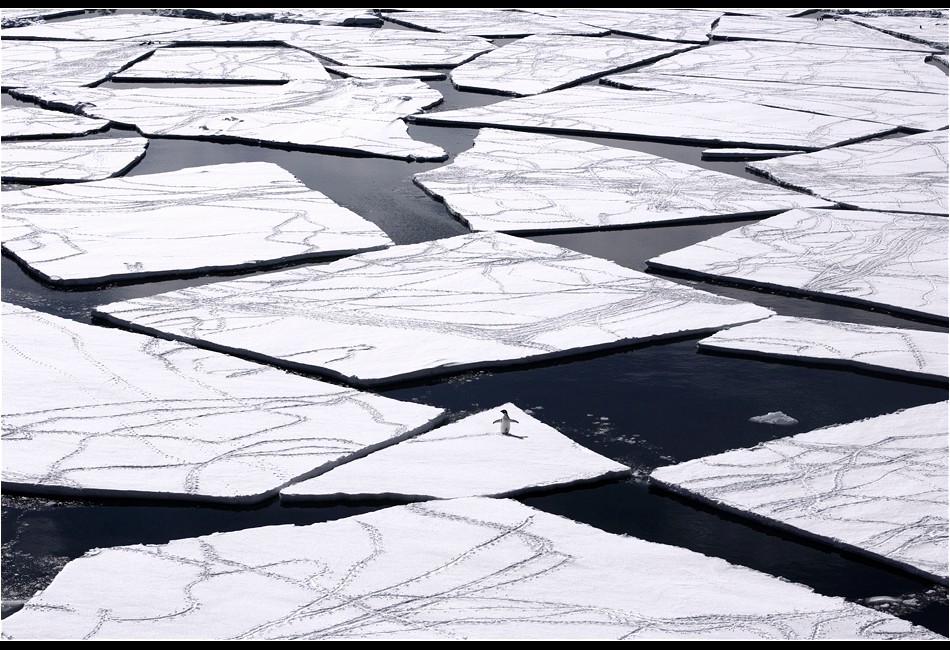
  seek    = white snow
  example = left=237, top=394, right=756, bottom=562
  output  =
left=2, top=104, right=109, bottom=139
left=112, top=46, right=332, bottom=83
left=1, top=135, right=148, bottom=183
left=647, top=208, right=949, bottom=321
left=535, top=8, right=723, bottom=43
left=0, top=12, right=227, bottom=40
left=651, top=401, right=950, bottom=585
left=1, top=162, right=394, bottom=286
left=699, top=315, right=949, bottom=382
left=380, top=8, right=607, bottom=37
left=281, top=403, right=631, bottom=502
left=1, top=39, right=159, bottom=88
left=93, top=232, right=775, bottom=386
left=413, top=128, right=832, bottom=233
left=1, top=496, right=942, bottom=640
left=0, top=304, right=446, bottom=504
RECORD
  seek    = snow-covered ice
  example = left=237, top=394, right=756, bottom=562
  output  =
left=112, top=46, right=332, bottom=83
left=93, top=232, right=775, bottom=386
left=0, top=303, right=446, bottom=504
left=699, top=316, right=949, bottom=382
left=2, top=162, right=394, bottom=286
left=10, top=80, right=446, bottom=162
left=647, top=208, right=949, bottom=321
left=176, top=8, right=383, bottom=26
left=844, top=12, right=949, bottom=51
left=1, top=39, right=159, bottom=88
left=749, top=411, right=799, bottom=426
left=409, top=85, right=895, bottom=150
left=413, top=128, right=832, bottom=233
left=651, top=401, right=950, bottom=585
left=0, top=12, right=227, bottom=41
left=747, top=130, right=949, bottom=216
left=2, top=104, right=109, bottom=139
left=1, top=135, right=148, bottom=184
left=0, top=8, right=85, bottom=27
left=535, top=8, right=722, bottom=43
left=2, top=496, right=942, bottom=640
left=324, top=66, right=447, bottom=80
left=380, top=8, right=607, bottom=38
left=281, top=403, right=631, bottom=502
left=449, top=34, right=697, bottom=96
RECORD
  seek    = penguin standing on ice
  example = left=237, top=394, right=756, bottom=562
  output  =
left=493, top=409, right=519, bottom=436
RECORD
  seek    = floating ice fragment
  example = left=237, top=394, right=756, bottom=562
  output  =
left=749, top=411, right=799, bottom=426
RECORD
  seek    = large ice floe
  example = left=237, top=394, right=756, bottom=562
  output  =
left=9, top=79, right=446, bottom=161
left=448, top=34, right=697, bottom=96
left=281, top=403, right=631, bottom=502
left=1, top=162, right=393, bottom=286
left=747, top=130, right=949, bottom=216
left=93, top=232, right=775, bottom=386
left=379, top=8, right=608, bottom=38
left=111, top=46, right=333, bottom=83
left=641, top=40, right=948, bottom=94
left=0, top=12, right=227, bottom=41
left=601, top=71, right=949, bottom=132
left=533, top=8, right=724, bottom=43
left=1, top=135, right=148, bottom=184
left=651, top=401, right=950, bottom=585
left=1, top=104, right=110, bottom=139
left=647, top=208, right=949, bottom=321
left=844, top=12, right=949, bottom=51
left=710, top=13, right=942, bottom=52
left=697, top=315, right=948, bottom=382
left=413, top=128, right=832, bottom=233
left=0, top=303, right=446, bottom=504
left=1, top=39, right=159, bottom=88
left=407, top=85, right=895, bottom=150
left=1, top=496, right=942, bottom=640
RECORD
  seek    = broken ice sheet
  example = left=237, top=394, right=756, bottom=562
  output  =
left=698, top=315, right=949, bottom=382
left=846, top=13, right=949, bottom=51
left=111, top=46, right=332, bottom=83
left=379, top=8, right=608, bottom=37
left=409, top=86, right=895, bottom=150
left=642, top=40, right=948, bottom=94
left=3, top=496, right=942, bottom=640
left=176, top=8, right=383, bottom=26
left=413, top=128, right=832, bottom=233
left=1, top=161, right=394, bottom=286
left=449, top=34, right=697, bottom=96
left=10, top=79, right=446, bottom=162
left=711, top=14, right=942, bottom=52
left=2, top=104, right=109, bottom=139
left=647, top=208, right=948, bottom=321
left=1, top=40, right=158, bottom=88
left=536, top=8, right=723, bottom=43
left=747, top=130, right=949, bottom=215
left=1, top=135, right=148, bottom=184
left=0, top=303, right=445, bottom=504
left=93, top=232, right=774, bottom=387
left=651, top=401, right=949, bottom=585
left=281, top=403, right=630, bottom=502
left=0, top=8, right=86, bottom=28
left=602, top=72, right=949, bottom=132
left=0, top=12, right=227, bottom=41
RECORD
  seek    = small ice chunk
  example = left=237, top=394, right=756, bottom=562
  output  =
left=749, top=411, right=799, bottom=426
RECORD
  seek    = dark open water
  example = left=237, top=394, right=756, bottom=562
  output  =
left=2, top=11, right=948, bottom=637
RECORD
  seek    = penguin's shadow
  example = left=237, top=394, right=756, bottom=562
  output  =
left=501, top=432, right=527, bottom=439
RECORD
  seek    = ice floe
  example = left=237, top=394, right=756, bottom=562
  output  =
left=380, top=8, right=607, bottom=37
left=535, top=8, right=723, bottom=43
left=93, top=232, right=775, bottom=386
left=409, top=85, right=895, bottom=150
left=175, top=8, right=383, bottom=26
left=0, top=303, right=446, bottom=504
left=1, top=39, right=159, bottom=88
left=112, top=45, right=332, bottom=83
left=698, top=316, right=949, bottom=382
left=747, top=130, right=949, bottom=216
left=642, top=41, right=948, bottom=94
left=2, top=496, right=942, bottom=640
left=845, top=12, right=949, bottom=51
left=2, top=104, right=109, bottom=139
left=1, top=135, right=148, bottom=184
left=1, top=161, right=394, bottom=286
left=0, top=12, right=227, bottom=41
left=413, top=128, right=832, bottom=233
left=281, top=403, right=631, bottom=502
left=647, top=208, right=949, bottom=321
left=602, top=72, right=949, bottom=132
left=10, top=79, right=446, bottom=161
left=449, top=34, right=697, bottom=96
left=749, top=411, right=799, bottom=426
left=0, top=8, right=86, bottom=28
left=651, top=401, right=950, bottom=585
left=711, top=14, right=941, bottom=52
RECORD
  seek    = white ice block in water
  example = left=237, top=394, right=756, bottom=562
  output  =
left=1, top=136, right=148, bottom=184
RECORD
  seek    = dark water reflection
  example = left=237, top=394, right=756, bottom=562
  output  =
left=1, top=24, right=947, bottom=637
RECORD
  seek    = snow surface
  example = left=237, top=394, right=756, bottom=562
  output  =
left=413, top=128, right=832, bottom=233
left=647, top=208, right=948, bottom=321
left=112, top=46, right=332, bottom=83
left=747, top=130, right=949, bottom=215
left=409, top=85, right=895, bottom=150
left=2, top=496, right=942, bottom=640
left=699, top=315, right=949, bottom=382
left=281, top=403, right=631, bottom=502
left=651, top=401, right=949, bottom=585
left=2, top=104, right=109, bottom=139
left=535, top=8, right=723, bottom=43
left=1, top=162, right=394, bottom=286
left=845, top=13, right=949, bottom=50
left=380, top=8, right=607, bottom=38
left=93, top=232, right=775, bottom=386
left=1, top=135, right=148, bottom=184
left=0, top=12, right=227, bottom=40
left=1, top=39, right=159, bottom=88
left=9, top=80, right=446, bottom=162
left=0, top=303, right=446, bottom=504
